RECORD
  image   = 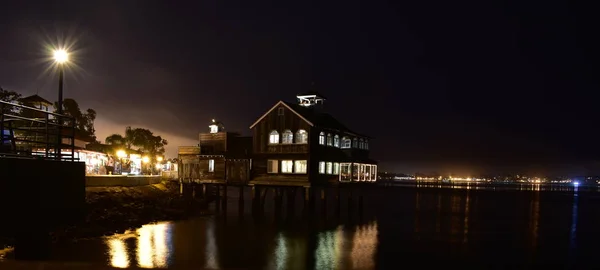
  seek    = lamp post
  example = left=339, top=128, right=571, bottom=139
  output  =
left=53, top=49, right=68, bottom=160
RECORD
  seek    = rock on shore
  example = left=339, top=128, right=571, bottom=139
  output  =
left=1, top=181, right=208, bottom=247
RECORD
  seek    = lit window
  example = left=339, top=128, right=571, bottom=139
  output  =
left=281, top=160, right=293, bottom=173
left=295, top=129, right=308, bottom=144
left=333, top=162, right=339, bottom=175
left=209, top=124, right=218, bottom=133
left=341, top=136, right=351, bottom=149
left=371, top=165, right=377, bottom=181
left=267, top=160, right=278, bottom=173
left=333, top=135, right=340, bottom=147
left=319, top=132, right=325, bottom=145
left=319, top=161, right=325, bottom=174
left=208, top=159, right=214, bottom=172
left=269, top=130, right=279, bottom=144
left=352, top=138, right=358, bottom=148
left=326, top=162, right=332, bottom=174
left=282, top=130, right=293, bottom=144
left=340, top=163, right=351, bottom=181
left=294, top=160, right=307, bottom=173
left=326, top=134, right=332, bottom=146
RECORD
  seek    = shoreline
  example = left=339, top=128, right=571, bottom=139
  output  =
left=1, top=182, right=210, bottom=248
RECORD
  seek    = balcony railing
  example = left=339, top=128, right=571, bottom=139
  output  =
left=267, top=143, right=309, bottom=153
left=1, top=100, right=77, bottom=161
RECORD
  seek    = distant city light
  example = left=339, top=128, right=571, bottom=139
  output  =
left=573, top=181, right=580, bottom=187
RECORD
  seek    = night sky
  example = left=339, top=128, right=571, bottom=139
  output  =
left=0, top=1, right=597, bottom=176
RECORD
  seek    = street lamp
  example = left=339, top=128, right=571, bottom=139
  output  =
left=53, top=49, right=69, bottom=160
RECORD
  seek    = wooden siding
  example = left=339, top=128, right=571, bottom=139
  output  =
left=226, top=160, right=250, bottom=184
left=197, top=157, right=225, bottom=180
left=178, top=146, right=200, bottom=155
left=266, top=144, right=308, bottom=153
left=199, top=132, right=227, bottom=154
left=252, top=104, right=312, bottom=154
left=178, top=154, right=200, bottom=180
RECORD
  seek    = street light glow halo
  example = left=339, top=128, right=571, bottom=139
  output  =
left=53, top=49, right=69, bottom=64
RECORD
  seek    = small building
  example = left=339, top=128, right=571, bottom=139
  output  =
left=18, top=94, right=53, bottom=119
left=249, top=92, right=377, bottom=187
left=178, top=119, right=252, bottom=184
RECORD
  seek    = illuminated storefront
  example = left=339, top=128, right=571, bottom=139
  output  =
left=339, top=163, right=377, bottom=182
left=32, top=148, right=109, bottom=175
left=129, top=154, right=143, bottom=175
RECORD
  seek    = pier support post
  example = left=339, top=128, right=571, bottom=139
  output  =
left=202, top=184, right=207, bottom=198
left=335, top=187, right=341, bottom=217
left=215, top=185, right=221, bottom=213
left=286, top=188, right=296, bottom=218
left=321, top=188, right=327, bottom=216
left=221, top=184, right=228, bottom=212
left=274, top=188, right=283, bottom=218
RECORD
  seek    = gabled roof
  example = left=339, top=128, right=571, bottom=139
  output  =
left=249, top=101, right=314, bottom=129
left=249, top=100, right=370, bottom=138
left=19, top=94, right=52, bottom=106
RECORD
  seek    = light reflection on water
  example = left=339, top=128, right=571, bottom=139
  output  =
left=105, top=222, right=172, bottom=269
left=3, top=186, right=594, bottom=268
left=103, top=219, right=378, bottom=269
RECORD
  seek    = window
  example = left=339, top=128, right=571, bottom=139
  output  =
left=269, top=130, right=279, bottom=144
left=209, top=124, right=218, bottom=133
left=326, top=162, right=333, bottom=174
left=281, top=160, right=293, bottom=173
left=365, top=140, right=369, bottom=150
left=352, top=138, right=358, bottom=148
left=282, top=129, right=293, bottom=144
left=319, top=132, right=325, bottom=145
left=295, top=129, right=308, bottom=144
left=371, top=165, right=377, bottom=181
left=333, top=135, right=340, bottom=147
left=208, top=159, right=214, bottom=172
left=333, top=162, right=339, bottom=175
left=294, top=160, right=307, bottom=173
left=326, top=133, right=333, bottom=146
left=341, top=136, right=351, bottom=149
left=267, top=160, right=278, bottom=173
left=359, top=139, right=365, bottom=149
left=352, top=163, right=359, bottom=180
left=340, top=163, right=352, bottom=181
left=277, top=107, right=284, bottom=116
left=319, top=161, right=325, bottom=174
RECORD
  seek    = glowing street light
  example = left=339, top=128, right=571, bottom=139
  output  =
left=142, top=156, right=150, bottom=163
left=53, top=49, right=69, bottom=64
left=156, top=156, right=163, bottom=162
left=53, top=48, right=69, bottom=160
left=116, top=150, right=127, bottom=158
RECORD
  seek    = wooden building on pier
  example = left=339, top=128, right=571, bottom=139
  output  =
left=249, top=92, right=377, bottom=187
left=178, top=119, right=252, bottom=184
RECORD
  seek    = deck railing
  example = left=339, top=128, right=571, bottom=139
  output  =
left=0, top=100, right=77, bottom=161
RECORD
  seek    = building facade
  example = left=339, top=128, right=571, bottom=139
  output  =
left=178, top=120, right=252, bottom=184
left=249, top=92, right=377, bottom=186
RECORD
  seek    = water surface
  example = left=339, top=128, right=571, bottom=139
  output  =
left=3, top=185, right=599, bottom=269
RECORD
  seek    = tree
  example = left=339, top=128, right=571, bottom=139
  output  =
left=53, top=98, right=97, bottom=140
left=0, top=87, right=21, bottom=114
left=105, top=126, right=168, bottom=158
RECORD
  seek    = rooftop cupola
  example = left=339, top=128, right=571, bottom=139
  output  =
left=296, top=91, right=326, bottom=108
left=208, top=119, right=225, bottom=133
